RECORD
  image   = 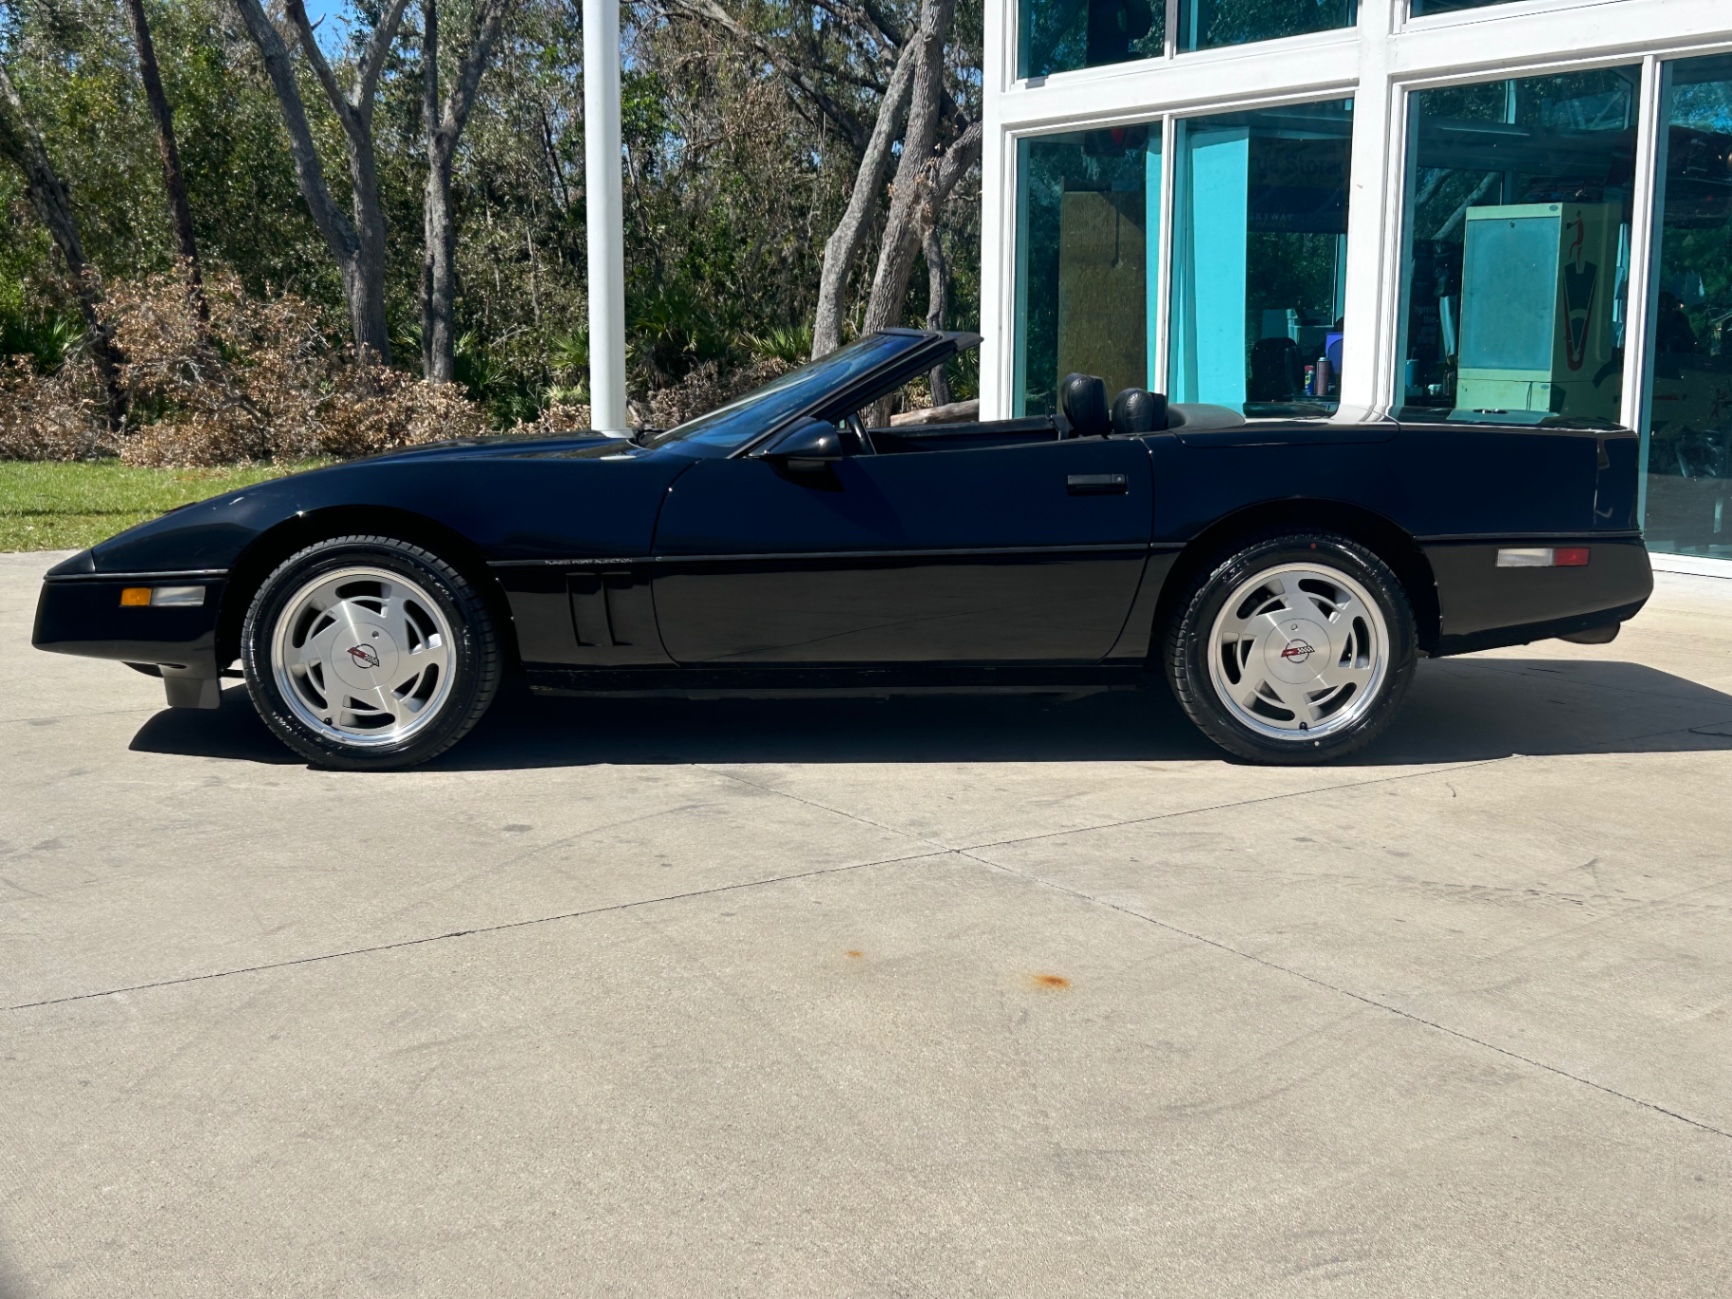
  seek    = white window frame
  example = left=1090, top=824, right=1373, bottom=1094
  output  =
left=981, top=0, right=1732, bottom=423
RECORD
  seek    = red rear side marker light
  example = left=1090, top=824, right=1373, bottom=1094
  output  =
left=1497, top=547, right=1591, bottom=568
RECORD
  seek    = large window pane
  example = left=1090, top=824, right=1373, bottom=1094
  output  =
left=1021, top=1, right=1164, bottom=79
left=1171, top=99, right=1354, bottom=409
left=1179, top=0, right=1355, bottom=53
left=1398, top=68, right=1639, bottom=426
left=1014, top=127, right=1160, bottom=415
left=1642, top=55, right=1732, bottom=559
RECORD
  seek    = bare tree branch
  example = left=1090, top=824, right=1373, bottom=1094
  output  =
left=857, top=0, right=909, bottom=47
left=283, top=3, right=348, bottom=122
left=929, top=116, right=981, bottom=210
left=357, top=0, right=417, bottom=117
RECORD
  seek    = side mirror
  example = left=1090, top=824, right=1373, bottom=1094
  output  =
left=763, top=416, right=843, bottom=469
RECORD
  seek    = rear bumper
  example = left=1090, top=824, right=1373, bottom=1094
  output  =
left=33, top=566, right=227, bottom=680
left=1424, top=537, right=1652, bottom=657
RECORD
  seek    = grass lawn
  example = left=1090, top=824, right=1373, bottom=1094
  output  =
left=0, top=461, right=321, bottom=553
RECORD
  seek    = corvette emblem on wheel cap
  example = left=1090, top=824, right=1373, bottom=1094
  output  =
left=346, top=644, right=382, bottom=669
left=1279, top=639, right=1316, bottom=664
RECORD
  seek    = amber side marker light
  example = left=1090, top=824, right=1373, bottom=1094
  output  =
left=119, top=585, right=205, bottom=607
left=1497, top=547, right=1590, bottom=568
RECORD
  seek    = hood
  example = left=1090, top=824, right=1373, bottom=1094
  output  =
left=343, top=431, right=632, bottom=465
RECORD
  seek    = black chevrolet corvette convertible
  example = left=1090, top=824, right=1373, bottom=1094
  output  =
left=34, top=328, right=1652, bottom=768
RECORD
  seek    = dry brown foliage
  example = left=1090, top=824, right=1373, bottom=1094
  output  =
left=1, top=273, right=492, bottom=466
left=2, top=273, right=801, bottom=466
left=0, top=354, right=111, bottom=461
left=509, top=399, right=592, bottom=439
left=645, top=357, right=792, bottom=430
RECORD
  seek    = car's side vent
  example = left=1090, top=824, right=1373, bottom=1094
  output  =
left=566, top=567, right=669, bottom=664
left=569, top=571, right=617, bottom=647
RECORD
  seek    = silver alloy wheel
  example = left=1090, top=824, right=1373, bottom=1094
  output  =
left=270, top=565, right=456, bottom=748
left=1205, top=561, right=1389, bottom=741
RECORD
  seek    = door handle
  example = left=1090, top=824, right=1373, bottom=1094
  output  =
left=1067, top=473, right=1128, bottom=495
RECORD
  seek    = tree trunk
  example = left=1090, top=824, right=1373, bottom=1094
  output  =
left=420, top=0, right=514, bottom=383
left=859, top=0, right=958, bottom=342
left=810, top=30, right=920, bottom=359
left=231, top=0, right=412, bottom=365
left=120, top=0, right=207, bottom=322
left=863, top=113, right=979, bottom=340
left=421, top=0, right=444, bottom=378
left=0, top=61, right=125, bottom=430
left=345, top=132, right=394, bottom=365
left=922, top=224, right=950, bottom=406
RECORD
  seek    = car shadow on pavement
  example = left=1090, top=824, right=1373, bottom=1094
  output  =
left=128, top=656, right=1732, bottom=770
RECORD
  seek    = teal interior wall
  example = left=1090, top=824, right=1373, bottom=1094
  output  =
left=1173, top=127, right=1249, bottom=404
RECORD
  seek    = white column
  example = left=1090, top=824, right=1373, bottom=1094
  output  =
left=1623, top=54, right=1668, bottom=533
left=584, top=0, right=628, bottom=434
left=1336, top=0, right=1401, bottom=414
left=977, top=0, right=1013, bottom=420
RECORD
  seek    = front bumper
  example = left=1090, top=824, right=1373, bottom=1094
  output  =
left=33, top=559, right=229, bottom=706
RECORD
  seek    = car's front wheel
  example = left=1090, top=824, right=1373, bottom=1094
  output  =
left=241, top=536, right=502, bottom=769
left=1163, top=533, right=1416, bottom=763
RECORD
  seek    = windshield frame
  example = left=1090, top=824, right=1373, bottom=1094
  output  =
left=642, top=331, right=941, bottom=456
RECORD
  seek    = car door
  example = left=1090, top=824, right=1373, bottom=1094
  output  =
left=649, top=433, right=1154, bottom=665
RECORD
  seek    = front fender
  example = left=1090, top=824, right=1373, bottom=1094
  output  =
left=87, top=451, right=692, bottom=576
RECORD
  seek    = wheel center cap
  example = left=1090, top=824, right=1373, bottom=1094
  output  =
left=1265, top=618, right=1330, bottom=684
left=330, top=619, right=400, bottom=690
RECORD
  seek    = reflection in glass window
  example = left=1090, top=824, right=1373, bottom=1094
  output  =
left=1178, top=0, right=1355, bottom=53
left=1014, top=127, right=1160, bottom=415
left=1409, top=0, right=1515, bottom=16
left=1171, top=100, right=1354, bottom=409
left=1641, top=55, right=1732, bottom=559
left=1021, top=1, right=1164, bottom=79
left=1398, top=68, right=1639, bottom=426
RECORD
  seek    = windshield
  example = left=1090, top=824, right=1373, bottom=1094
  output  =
left=644, top=332, right=928, bottom=452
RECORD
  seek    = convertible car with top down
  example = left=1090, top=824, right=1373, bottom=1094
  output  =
left=33, top=328, right=1653, bottom=768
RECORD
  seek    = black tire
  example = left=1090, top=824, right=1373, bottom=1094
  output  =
left=240, top=535, right=502, bottom=770
left=1162, top=532, right=1416, bottom=764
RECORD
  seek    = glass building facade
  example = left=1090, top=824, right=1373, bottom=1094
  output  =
left=1643, top=55, right=1732, bottom=556
left=989, top=0, right=1732, bottom=562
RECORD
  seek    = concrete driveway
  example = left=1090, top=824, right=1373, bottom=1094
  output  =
left=1, top=549, right=1728, bottom=1297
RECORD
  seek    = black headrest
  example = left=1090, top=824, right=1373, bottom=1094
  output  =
left=1111, top=387, right=1167, bottom=434
left=1059, top=373, right=1109, bottom=437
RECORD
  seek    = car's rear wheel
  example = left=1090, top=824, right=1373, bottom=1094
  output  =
left=1163, top=533, right=1416, bottom=763
left=241, top=536, right=501, bottom=769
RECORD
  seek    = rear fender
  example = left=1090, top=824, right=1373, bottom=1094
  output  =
left=1146, top=499, right=1441, bottom=658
